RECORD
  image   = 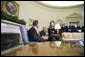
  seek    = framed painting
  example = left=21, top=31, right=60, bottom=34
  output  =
left=29, top=18, right=34, bottom=26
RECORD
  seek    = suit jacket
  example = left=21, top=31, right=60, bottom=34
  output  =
left=40, top=30, right=46, bottom=37
left=64, top=26, right=68, bottom=32
left=48, top=27, right=55, bottom=36
left=76, top=26, right=82, bottom=30
left=69, top=25, right=76, bottom=32
left=82, top=26, right=84, bottom=32
left=28, top=27, right=44, bottom=42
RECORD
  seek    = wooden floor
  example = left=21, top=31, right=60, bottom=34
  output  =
left=3, top=41, right=84, bottom=56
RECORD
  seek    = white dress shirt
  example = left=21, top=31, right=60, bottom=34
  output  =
left=34, top=26, right=39, bottom=34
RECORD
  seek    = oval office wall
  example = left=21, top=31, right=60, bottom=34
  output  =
left=1, top=1, right=84, bottom=44
left=16, top=1, right=84, bottom=31
left=17, top=1, right=84, bottom=44
left=1, top=1, right=84, bottom=56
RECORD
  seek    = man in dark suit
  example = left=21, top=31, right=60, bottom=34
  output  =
left=76, top=25, right=82, bottom=32
left=28, top=20, right=48, bottom=42
left=82, top=26, right=84, bottom=32
left=48, top=26, right=56, bottom=41
left=68, top=24, right=76, bottom=32
left=40, top=26, right=47, bottom=37
left=68, top=24, right=72, bottom=32
left=71, top=25, right=76, bottom=32
left=63, top=26, right=68, bottom=32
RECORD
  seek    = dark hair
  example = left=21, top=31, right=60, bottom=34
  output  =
left=33, top=20, right=38, bottom=26
left=50, top=21, right=55, bottom=26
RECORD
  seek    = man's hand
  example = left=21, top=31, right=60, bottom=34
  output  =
left=42, top=36, right=48, bottom=40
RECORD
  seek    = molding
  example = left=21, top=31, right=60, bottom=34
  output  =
left=66, top=13, right=83, bottom=19
left=1, top=20, right=22, bottom=26
left=34, top=1, right=84, bottom=9
left=65, top=13, right=84, bottom=26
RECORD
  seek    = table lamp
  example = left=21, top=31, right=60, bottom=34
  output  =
left=55, top=24, right=62, bottom=47
left=55, top=24, right=61, bottom=29
left=55, top=23, right=61, bottom=36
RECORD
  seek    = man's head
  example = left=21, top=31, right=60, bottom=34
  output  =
left=69, top=23, right=72, bottom=26
left=33, top=20, right=39, bottom=28
left=43, top=26, right=46, bottom=31
left=78, top=25, right=80, bottom=27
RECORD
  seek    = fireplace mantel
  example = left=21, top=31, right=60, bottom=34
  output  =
left=1, top=20, right=23, bottom=55
left=1, top=20, right=23, bottom=34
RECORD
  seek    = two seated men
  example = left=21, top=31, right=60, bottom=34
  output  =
left=28, top=20, right=48, bottom=42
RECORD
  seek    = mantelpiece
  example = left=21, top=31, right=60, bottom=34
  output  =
left=1, top=20, right=23, bottom=55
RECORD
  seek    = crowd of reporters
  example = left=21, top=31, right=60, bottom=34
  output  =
left=61, top=24, right=84, bottom=32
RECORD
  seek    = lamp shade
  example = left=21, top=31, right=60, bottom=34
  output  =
left=55, top=23, right=61, bottom=29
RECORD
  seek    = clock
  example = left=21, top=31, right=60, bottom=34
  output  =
left=6, top=1, right=17, bottom=15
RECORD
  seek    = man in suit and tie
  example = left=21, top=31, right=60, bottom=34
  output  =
left=68, top=24, right=76, bottom=32
left=40, top=26, right=48, bottom=37
left=76, top=25, right=82, bottom=32
left=28, top=20, right=48, bottom=42
left=82, top=26, right=84, bottom=32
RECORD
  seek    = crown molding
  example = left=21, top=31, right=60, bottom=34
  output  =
left=34, top=1, right=84, bottom=9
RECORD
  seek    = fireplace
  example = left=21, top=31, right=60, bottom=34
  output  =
left=1, top=20, right=23, bottom=55
left=1, top=33, right=20, bottom=50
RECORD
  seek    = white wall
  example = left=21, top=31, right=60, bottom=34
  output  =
left=16, top=1, right=84, bottom=31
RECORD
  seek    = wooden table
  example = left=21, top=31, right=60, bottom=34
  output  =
left=3, top=41, right=84, bottom=56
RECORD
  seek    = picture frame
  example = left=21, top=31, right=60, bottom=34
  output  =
left=1, top=1, right=19, bottom=17
left=29, top=18, right=34, bottom=26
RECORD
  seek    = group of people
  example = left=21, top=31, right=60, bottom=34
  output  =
left=27, top=20, right=84, bottom=42
left=28, top=20, right=49, bottom=42
left=61, top=24, right=84, bottom=32
left=28, top=20, right=58, bottom=42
